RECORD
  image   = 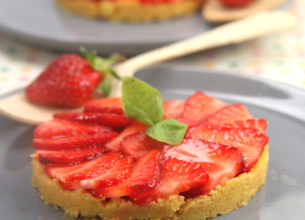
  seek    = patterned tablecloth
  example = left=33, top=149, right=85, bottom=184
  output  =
left=0, top=0, right=304, bottom=96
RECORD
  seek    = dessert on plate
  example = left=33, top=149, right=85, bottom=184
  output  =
left=31, top=77, right=269, bottom=220
left=55, top=0, right=206, bottom=22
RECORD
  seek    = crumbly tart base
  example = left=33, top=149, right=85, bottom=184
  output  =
left=55, top=0, right=205, bottom=22
left=32, top=145, right=269, bottom=220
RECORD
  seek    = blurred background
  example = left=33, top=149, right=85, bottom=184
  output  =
left=0, top=0, right=304, bottom=96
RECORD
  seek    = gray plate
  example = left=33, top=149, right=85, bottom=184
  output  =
left=0, top=0, right=292, bottom=55
left=1, top=66, right=305, bottom=219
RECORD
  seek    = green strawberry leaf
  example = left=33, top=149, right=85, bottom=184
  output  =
left=100, top=74, right=112, bottom=96
left=107, top=68, right=121, bottom=80
left=146, top=119, right=188, bottom=145
left=80, top=48, right=97, bottom=69
left=122, top=77, right=164, bottom=126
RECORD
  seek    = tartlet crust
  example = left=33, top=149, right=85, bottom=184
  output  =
left=55, top=0, right=205, bottom=22
left=32, top=145, right=269, bottom=220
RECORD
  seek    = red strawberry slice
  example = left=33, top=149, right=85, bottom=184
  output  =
left=25, top=54, right=103, bottom=108
left=34, top=119, right=112, bottom=139
left=84, top=97, right=123, bottom=115
left=105, top=122, right=148, bottom=151
left=222, top=119, right=268, bottom=133
left=203, top=104, right=252, bottom=125
left=54, top=112, right=131, bottom=130
left=185, top=125, right=268, bottom=172
left=33, top=132, right=118, bottom=151
left=95, top=150, right=162, bottom=205
left=164, top=139, right=245, bottom=197
left=120, top=131, right=165, bottom=159
left=46, top=151, right=122, bottom=189
left=37, top=148, right=106, bottom=166
left=177, top=117, right=198, bottom=126
left=150, top=154, right=209, bottom=202
left=182, top=91, right=227, bottom=121
left=163, top=100, right=185, bottom=119
left=80, top=155, right=134, bottom=190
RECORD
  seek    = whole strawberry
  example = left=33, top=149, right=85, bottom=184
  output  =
left=25, top=51, right=122, bottom=108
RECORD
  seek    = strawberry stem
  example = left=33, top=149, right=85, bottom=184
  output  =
left=80, top=48, right=126, bottom=96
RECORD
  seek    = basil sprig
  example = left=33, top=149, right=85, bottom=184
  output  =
left=122, top=77, right=187, bottom=145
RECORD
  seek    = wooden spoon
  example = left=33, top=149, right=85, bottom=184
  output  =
left=0, top=11, right=296, bottom=125
left=203, top=0, right=286, bottom=23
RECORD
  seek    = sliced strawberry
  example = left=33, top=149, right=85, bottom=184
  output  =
left=151, top=154, right=209, bottom=202
left=177, top=117, right=197, bottom=126
left=105, top=122, right=148, bottom=151
left=95, top=150, right=162, bottom=205
left=186, top=125, right=268, bottom=172
left=120, top=131, right=165, bottom=159
left=54, top=112, right=131, bottom=130
left=33, top=132, right=118, bottom=151
left=84, top=97, right=123, bottom=115
left=37, top=148, right=106, bottom=166
left=163, top=100, right=185, bottom=119
left=164, top=139, right=245, bottom=198
left=222, top=119, right=268, bottom=133
left=182, top=91, right=227, bottom=121
left=203, top=104, right=252, bottom=125
left=45, top=151, right=122, bottom=189
left=80, top=155, right=133, bottom=190
left=34, top=119, right=112, bottom=139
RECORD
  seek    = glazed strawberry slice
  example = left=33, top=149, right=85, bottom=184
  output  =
left=84, top=97, right=123, bottom=115
left=80, top=155, right=134, bottom=190
left=37, top=148, right=106, bottom=166
left=34, top=119, right=112, bottom=139
left=121, top=131, right=165, bottom=159
left=222, top=119, right=268, bottom=133
left=203, top=104, right=252, bottom=125
left=150, top=153, right=209, bottom=202
left=54, top=112, right=131, bottom=130
left=186, top=125, right=268, bottom=172
left=163, top=100, right=185, bottom=119
left=182, top=91, right=227, bottom=122
left=45, top=151, right=122, bottom=189
left=105, top=122, right=148, bottom=151
left=164, top=139, right=245, bottom=198
left=94, top=150, right=162, bottom=205
left=33, top=132, right=118, bottom=151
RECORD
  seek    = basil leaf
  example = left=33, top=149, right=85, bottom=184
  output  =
left=146, top=119, right=187, bottom=145
left=122, top=77, right=164, bottom=126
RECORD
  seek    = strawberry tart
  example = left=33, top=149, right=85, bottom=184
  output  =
left=55, top=0, right=206, bottom=22
left=31, top=79, right=269, bottom=220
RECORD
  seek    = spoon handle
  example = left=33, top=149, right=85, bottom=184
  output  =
left=114, top=11, right=296, bottom=78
